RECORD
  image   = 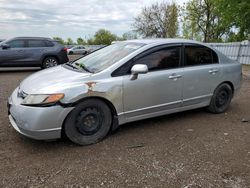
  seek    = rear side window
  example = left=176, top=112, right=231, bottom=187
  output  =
left=212, top=50, right=219, bottom=63
left=135, top=47, right=180, bottom=71
left=7, top=40, right=25, bottom=48
left=184, top=45, right=217, bottom=66
left=28, top=40, right=47, bottom=47
left=45, top=41, right=54, bottom=47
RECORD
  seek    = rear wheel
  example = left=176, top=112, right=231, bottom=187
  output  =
left=207, top=83, right=233, bottom=113
left=42, top=57, right=58, bottom=69
left=64, top=99, right=112, bottom=145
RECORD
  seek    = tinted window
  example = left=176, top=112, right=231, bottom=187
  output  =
left=185, top=46, right=215, bottom=66
left=112, top=46, right=181, bottom=77
left=45, top=41, right=54, bottom=47
left=7, top=40, right=25, bottom=48
left=135, top=47, right=180, bottom=71
left=28, top=40, right=46, bottom=47
left=212, top=50, right=219, bottom=63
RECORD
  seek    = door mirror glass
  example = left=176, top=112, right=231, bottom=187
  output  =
left=130, top=64, right=148, bottom=80
left=2, top=44, right=10, bottom=50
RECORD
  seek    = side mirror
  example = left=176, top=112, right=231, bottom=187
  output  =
left=130, top=64, right=148, bottom=80
left=2, top=44, right=10, bottom=50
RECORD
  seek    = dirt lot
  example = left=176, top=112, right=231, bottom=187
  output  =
left=0, top=64, right=250, bottom=188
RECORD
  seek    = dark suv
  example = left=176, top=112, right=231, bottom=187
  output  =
left=0, top=37, right=69, bottom=68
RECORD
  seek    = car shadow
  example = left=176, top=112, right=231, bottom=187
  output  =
left=0, top=67, right=40, bottom=72
left=17, top=108, right=209, bottom=151
left=112, top=108, right=207, bottom=135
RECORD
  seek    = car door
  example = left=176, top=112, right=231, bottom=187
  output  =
left=73, top=46, right=80, bottom=54
left=26, top=39, right=48, bottom=66
left=121, top=45, right=183, bottom=122
left=182, top=44, right=222, bottom=107
left=0, top=39, right=27, bottom=66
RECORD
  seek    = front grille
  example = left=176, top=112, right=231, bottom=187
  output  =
left=17, top=89, right=28, bottom=99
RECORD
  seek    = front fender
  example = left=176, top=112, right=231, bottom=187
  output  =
left=61, top=77, right=124, bottom=116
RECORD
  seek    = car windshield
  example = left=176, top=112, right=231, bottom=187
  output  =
left=72, top=42, right=145, bottom=73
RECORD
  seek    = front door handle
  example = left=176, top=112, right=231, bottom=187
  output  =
left=168, top=74, right=182, bottom=80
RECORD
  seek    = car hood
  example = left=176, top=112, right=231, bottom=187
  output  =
left=20, top=65, right=92, bottom=94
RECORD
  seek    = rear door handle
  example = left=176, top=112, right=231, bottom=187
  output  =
left=168, top=74, right=182, bottom=80
left=208, top=69, right=219, bottom=74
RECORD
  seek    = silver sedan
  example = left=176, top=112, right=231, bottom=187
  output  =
left=67, top=45, right=88, bottom=55
left=8, top=39, right=242, bottom=145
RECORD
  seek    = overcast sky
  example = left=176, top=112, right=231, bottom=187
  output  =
left=0, top=0, right=187, bottom=41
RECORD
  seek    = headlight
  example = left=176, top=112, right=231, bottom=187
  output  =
left=22, top=93, right=64, bottom=106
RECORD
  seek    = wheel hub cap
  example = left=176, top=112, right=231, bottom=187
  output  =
left=76, top=108, right=102, bottom=135
left=45, top=59, right=57, bottom=68
left=216, top=90, right=228, bottom=107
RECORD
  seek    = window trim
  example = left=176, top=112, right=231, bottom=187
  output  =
left=111, top=43, right=182, bottom=77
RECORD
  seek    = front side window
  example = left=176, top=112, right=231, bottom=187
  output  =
left=72, top=42, right=145, bottom=73
left=7, top=40, right=25, bottom=48
left=185, top=45, right=215, bottom=66
left=112, top=46, right=181, bottom=76
left=135, top=47, right=180, bottom=71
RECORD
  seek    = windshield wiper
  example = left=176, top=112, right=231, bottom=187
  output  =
left=65, top=62, right=79, bottom=70
left=75, top=63, right=93, bottom=73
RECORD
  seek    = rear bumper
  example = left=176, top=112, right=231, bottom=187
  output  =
left=58, top=51, right=69, bottom=64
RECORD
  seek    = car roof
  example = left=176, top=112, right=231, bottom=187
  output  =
left=11, top=37, right=52, bottom=40
left=124, top=38, right=206, bottom=45
left=120, top=38, right=228, bottom=62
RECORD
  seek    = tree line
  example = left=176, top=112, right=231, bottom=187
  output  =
left=54, top=0, right=249, bottom=45
left=53, top=30, right=138, bottom=45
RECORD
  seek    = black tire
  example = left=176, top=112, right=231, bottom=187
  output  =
left=207, top=83, right=233, bottom=113
left=69, top=51, right=73, bottom=55
left=42, top=57, right=58, bottom=69
left=64, top=99, right=112, bottom=145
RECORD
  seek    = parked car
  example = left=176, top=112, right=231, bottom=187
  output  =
left=8, top=39, right=242, bottom=145
left=0, top=37, right=69, bottom=68
left=67, top=45, right=88, bottom=55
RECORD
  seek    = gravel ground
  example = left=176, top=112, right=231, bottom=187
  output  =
left=0, top=63, right=250, bottom=188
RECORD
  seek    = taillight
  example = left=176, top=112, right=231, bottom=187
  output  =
left=63, top=47, right=67, bottom=52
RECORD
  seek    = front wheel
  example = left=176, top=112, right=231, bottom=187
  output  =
left=207, top=83, right=233, bottom=113
left=64, top=99, right=112, bottom=145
